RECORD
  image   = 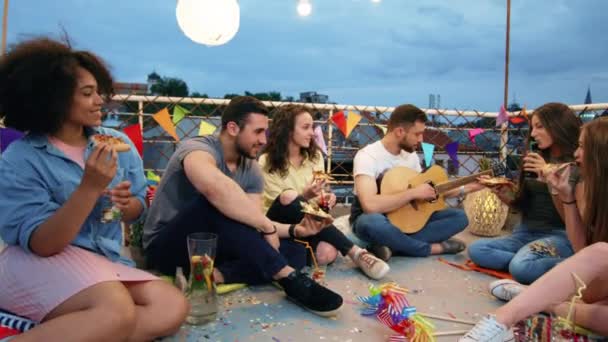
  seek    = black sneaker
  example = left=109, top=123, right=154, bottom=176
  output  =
left=440, top=238, right=466, bottom=254
left=369, top=244, right=393, bottom=261
left=278, top=270, right=343, bottom=317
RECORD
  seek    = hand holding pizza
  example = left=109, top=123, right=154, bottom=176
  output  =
left=81, top=144, right=117, bottom=195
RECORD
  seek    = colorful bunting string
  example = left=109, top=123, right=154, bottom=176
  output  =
left=421, top=142, right=435, bottom=168
left=122, top=124, right=143, bottom=157
left=152, top=108, right=180, bottom=141
left=496, top=105, right=509, bottom=127
left=346, top=111, right=362, bottom=138
left=331, top=111, right=347, bottom=137
left=0, top=127, right=24, bottom=153
left=313, top=125, right=327, bottom=155
left=172, top=104, right=188, bottom=124
left=445, top=142, right=459, bottom=166
left=198, top=120, right=217, bottom=136
left=376, top=124, right=388, bottom=135
left=468, top=128, right=485, bottom=146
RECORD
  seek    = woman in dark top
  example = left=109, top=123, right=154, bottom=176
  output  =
left=468, top=102, right=582, bottom=285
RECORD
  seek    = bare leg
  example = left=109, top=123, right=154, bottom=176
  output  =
left=494, top=242, right=608, bottom=329
left=551, top=300, right=608, bottom=335
left=315, top=241, right=338, bottom=265
left=125, top=280, right=189, bottom=341
left=12, top=282, right=136, bottom=342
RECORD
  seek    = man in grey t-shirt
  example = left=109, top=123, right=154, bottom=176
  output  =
left=143, top=96, right=342, bottom=317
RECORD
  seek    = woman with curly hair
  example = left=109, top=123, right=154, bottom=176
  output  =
left=0, top=38, right=187, bottom=341
left=259, top=104, right=389, bottom=280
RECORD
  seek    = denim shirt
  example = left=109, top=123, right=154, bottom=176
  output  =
left=0, top=127, right=147, bottom=266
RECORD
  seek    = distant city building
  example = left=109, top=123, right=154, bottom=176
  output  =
left=580, top=86, right=595, bottom=122
left=113, top=82, right=148, bottom=95
left=299, top=91, right=329, bottom=103
left=428, top=93, right=441, bottom=109
left=585, top=86, right=592, bottom=104
left=147, top=72, right=161, bottom=95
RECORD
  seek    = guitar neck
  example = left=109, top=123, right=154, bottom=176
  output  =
left=435, top=170, right=493, bottom=194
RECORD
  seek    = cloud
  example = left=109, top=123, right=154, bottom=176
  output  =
left=8, top=0, right=608, bottom=110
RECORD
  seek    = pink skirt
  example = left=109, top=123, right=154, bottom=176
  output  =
left=0, top=245, right=158, bottom=322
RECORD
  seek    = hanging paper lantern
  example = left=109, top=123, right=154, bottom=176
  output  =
left=176, top=0, right=240, bottom=47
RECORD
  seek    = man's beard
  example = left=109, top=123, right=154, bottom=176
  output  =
left=236, top=138, right=258, bottom=159
left=399, top=141, right=415, bottom=153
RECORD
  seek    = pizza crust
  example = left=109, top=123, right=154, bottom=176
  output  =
left=312, top=170, right=334, bottom=181
left=300, top=201, right=333, bottom=219
left=92, top=134, right=131, bottom=152
left=479, top=177, right=513, bottom=187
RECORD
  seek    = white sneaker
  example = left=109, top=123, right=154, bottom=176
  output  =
left=489, top=279, right=526, bottom=302
left=354, top=249, right=390, bottom=280
left=459, top=315, right=514, bottom=342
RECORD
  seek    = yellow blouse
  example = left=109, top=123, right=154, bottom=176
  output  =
left=258, top=151, right=325, bottom=213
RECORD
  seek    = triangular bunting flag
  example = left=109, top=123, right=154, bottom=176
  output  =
left=509, top=116, right=526, bottom=125
left=331, top=111, right=347, bottom=137
left=313, top=125, right=327, bottom=155
left=0, top=127, right=24, bottom=153
left=345, top=111, right=362, bottom=138
left=376, top=124, right=387, bottom=135
left=152, top=108, right=180, bottom=141
left=468, top=128, right=485, bottom=145
left=421, top=142, right=435, bottom=168
left=198, top=120, right=217, bottom=136
left=172, top=104, right=188, bottom=124
left=122, top=124, right=143, bottom=157
left=445, top=141, right=459, bottom=165
left=496, top=105, right=509, bottom=127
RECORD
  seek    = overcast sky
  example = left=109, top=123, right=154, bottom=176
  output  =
left=8, top=0, right=608, bottom=111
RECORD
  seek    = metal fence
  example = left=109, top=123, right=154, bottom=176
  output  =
left=99, top=95, right=608, bottom=202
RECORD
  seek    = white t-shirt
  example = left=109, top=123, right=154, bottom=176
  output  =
left=353, top=140, right=422, bottom=194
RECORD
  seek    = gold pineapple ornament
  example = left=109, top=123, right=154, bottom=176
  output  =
left=463, top=158, right=509, bottom=236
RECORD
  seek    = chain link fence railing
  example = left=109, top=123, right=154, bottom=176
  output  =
left=19, top=95, right=608, bottom=204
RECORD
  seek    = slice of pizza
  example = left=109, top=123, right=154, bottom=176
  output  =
left=91, top=134, right=131, bottom=152
left=479, top=177, right=514, bottom=187
left=542, top=162, right=573, bottom=176
left=300, top=201, right=333, bottom=220
left=312, top=170, right=334, bottom=181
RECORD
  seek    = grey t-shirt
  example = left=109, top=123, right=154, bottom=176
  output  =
left=143, top=135, right=264, bottom=249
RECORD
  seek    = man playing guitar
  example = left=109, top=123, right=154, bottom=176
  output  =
left=350, top=104, right=484, bottom=261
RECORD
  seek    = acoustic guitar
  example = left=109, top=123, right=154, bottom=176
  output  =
left=380, top=164, right=504, bottom=234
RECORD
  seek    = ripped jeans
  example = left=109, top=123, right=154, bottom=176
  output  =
left=468, top=224, right=574, bottom=285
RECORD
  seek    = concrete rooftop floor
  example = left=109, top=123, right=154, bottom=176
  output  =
left=161, top=207, right=509, bottom=342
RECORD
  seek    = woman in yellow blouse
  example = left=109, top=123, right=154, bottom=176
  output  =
left=259, top=105, right=389, bottom=280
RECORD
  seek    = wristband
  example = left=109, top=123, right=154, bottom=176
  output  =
left=288, top=224, right=297, bottom=238
left=261, top=225, right=278, bottom=235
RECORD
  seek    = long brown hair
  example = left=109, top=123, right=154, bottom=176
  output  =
left=516, top=103, right=581, bottom=203
left=262, top=104, right=319, bottom=177
left=581, top=117, right=608, bottom=244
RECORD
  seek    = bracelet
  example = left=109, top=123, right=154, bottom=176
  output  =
left=561, top=199, right=576, bottom=205
left=261, top=225, right=278, bottom=235
left=458, top=185, right=465, bottom=200
left=288, top=224, right=297, bottom=238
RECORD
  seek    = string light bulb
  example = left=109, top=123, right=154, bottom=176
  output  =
left=297, top=0, right=312, bottom=17
left=175, top=0, right=240, bottom=46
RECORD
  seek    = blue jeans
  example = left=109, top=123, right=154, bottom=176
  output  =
left=352, top=208, right=469, bottom=257
left=468, top=224, right=574, bottom=285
